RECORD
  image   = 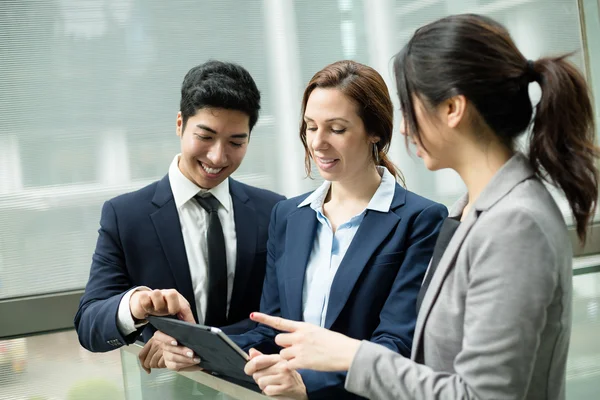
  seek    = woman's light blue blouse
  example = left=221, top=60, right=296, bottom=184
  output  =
left=299, top=167, right=396, bottom=326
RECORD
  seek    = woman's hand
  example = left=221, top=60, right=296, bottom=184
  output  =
left=151, top=330, right=201, bottom=371
left=250, top=312, right=361, bottom=372
left=244, top=348, right=308, bottom=399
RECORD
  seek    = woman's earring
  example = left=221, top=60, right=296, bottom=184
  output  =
left=372, top=142, right=380, bottom=164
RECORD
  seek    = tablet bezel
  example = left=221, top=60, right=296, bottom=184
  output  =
left=210, top=326, right=249, bottom=361
left=145, top=316, right=254, bottom=385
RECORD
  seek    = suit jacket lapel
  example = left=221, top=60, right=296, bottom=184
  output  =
left=228, top=179, right=258, bottom=321
left=324, top=209, right=400, bottom=329
left=149, top=175, right=198, bottom=322
left=284, top=206, right=318, bottom=322
left=323, top=185, right=405, bottom=329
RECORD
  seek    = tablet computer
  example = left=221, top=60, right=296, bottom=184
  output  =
left=146, top=316, right=257, bottom=389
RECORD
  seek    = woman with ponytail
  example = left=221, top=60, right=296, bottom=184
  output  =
left=246, top=14, right=598, bottom=400
left=158, top=60, right=447, bottom=399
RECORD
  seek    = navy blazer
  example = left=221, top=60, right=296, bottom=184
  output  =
left=231, top=183, right=447, bottom=399
left=74, top=175, right=284, bottom=353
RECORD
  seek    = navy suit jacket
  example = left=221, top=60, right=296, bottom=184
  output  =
left=74, top=175, right=284, bottom=352
left=231, top=183, right=447, bottom=399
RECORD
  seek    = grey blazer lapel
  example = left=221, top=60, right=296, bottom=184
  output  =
left=411, top=153, right=536, bottom=360
left=412, top=195, right=474, bottom=359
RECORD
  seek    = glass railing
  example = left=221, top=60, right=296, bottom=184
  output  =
left=120, top=343, right=269, bottom=400
left=0, top=330, right=123, bottom=399
left=566, top=263, right=600, bottom=398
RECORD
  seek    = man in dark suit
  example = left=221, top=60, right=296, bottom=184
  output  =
left=74, top=61, right=285, bottom=370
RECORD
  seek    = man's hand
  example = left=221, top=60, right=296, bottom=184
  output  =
left=138, top=336, right=165, bottom=374
left=129, top=288, right=195, bottom=323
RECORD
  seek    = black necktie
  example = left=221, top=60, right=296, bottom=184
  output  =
left=195, top=194, right=228, bottom=327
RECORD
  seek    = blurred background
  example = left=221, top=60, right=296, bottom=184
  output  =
left=0, top=0, right=599, bottom=399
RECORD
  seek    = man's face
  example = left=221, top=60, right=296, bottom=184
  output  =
left=176, top=107, right=250, bottom=189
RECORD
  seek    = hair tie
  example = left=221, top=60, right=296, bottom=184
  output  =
left=525, top=60, right=539, bottom=83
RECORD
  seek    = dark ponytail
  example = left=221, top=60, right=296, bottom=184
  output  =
left=394, top=14, right=598, bottom=243
left=529, top=57, right=598, bottom=242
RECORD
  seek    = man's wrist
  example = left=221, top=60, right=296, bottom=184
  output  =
left=117, top=286, right=150, bottom=336
left=129, top=287, right=151, bottom=322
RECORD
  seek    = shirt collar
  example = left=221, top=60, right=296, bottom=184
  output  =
left=298, top=166, right=396, bottom=212
left=168, top=154, right=231, bottom=211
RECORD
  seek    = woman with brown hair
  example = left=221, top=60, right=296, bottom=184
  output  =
left=247, top=13, right=598, bottom=400
left=158, top=60, right=447, bottom=399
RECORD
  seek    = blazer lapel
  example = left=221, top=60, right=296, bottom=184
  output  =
left=149, top=175, right=198, bottom=322
left=411, top=203, right=476, bottom=359
left=411, top=153, right=537, bottom=359
left=228, top=180, right=258, bottom=321
left=323, top=209, right=400, bottom=329
left=323, top=186, right=406, bottom=329
left=284, top=206, right=318, bottom=322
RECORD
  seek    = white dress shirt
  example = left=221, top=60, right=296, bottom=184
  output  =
left=117, top=154, right=237, bottom=335
left=299, top=166, right=396, bottom=327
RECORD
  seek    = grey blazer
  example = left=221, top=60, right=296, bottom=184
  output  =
left=345, top=153, right=572, bottom=399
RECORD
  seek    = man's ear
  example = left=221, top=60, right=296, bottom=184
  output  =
left=176, top=111, right=184, bottom=138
